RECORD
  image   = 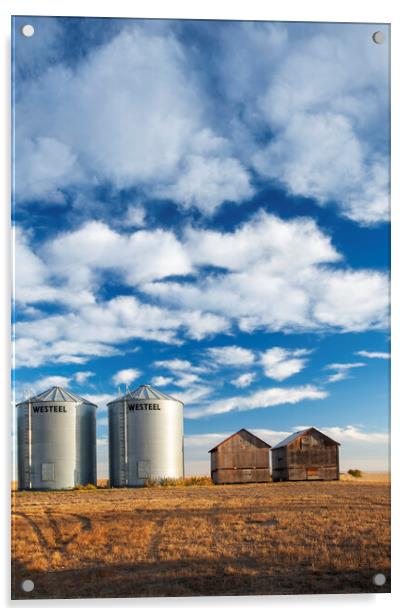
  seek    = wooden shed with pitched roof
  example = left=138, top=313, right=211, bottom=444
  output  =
left=209, top=428, right=271, bottom=484
left=272, top=427, right=340, bottom=481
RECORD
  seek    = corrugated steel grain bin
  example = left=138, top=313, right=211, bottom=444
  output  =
left=108, top=384, right=184, bottom=487
left=209, top=428, right=271, bottom=484
left=272, top=427, right=340, bottom=481
left=16, top=386, right=97, bottom=490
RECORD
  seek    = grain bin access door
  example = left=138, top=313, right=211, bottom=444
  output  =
left=137, top=460, right=151, bottom=479
left=126, top=459, right=151, bottom=481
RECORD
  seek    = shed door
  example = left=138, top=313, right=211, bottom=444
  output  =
left=306, top=467, right=319, bottom=479
left=137, top=460, right=151, bottom=479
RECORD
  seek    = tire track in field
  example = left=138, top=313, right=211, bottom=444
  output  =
left=13, top=512, right=50, bottom=552
left=71, top=513, right=93, bottom=532
left=147, top=515, right=167, bottom=561
left=13, top=510, right=93, bottom=561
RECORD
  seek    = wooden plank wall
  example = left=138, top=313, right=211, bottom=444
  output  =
left=212, top=468, right=271, bottom=484
left=272, top=434, right=339, bottom=481
left=211, top=431, right=271, bottom=484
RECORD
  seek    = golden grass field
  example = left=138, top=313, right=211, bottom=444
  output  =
left=11, top=477, right=390, bottom=599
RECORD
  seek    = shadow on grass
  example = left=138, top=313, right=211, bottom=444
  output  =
left=11, top=557, right=390, bottom=600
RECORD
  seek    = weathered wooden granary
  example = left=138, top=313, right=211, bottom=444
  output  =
left=272, top=427, right=340, bottom=481
left=209, top=428, right=271, bottom=484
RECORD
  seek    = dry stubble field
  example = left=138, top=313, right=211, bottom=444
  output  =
left=12, top=479, right=390, bottom=599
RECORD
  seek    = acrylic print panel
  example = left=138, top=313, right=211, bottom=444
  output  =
left=11, top=16, right=390, bottom=599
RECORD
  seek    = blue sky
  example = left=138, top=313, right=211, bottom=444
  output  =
left=12, top=16, right=390, bottom=474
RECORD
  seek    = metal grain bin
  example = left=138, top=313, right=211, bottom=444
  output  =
left=16, top=386, right=97, bottom=490
left=108, top=384, right=184, bottom=487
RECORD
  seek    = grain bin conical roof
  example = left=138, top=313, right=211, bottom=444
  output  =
left=111, top=384, right=182, bottom=404
left=17, top=385, right=97, bottom=406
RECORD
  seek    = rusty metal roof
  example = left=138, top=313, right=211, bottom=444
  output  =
left=272, top=427, right=340, bottom=449
left=209, top=428, right=272, bottom=453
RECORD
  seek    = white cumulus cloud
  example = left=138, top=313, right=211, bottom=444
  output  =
left=162, top=153, right=253, bottom=215
left=186, top=385, right=327, bottom=418
left=173, top=385, right=213, bottom=406
left=15, top=26, right=253, bottom=215
left=14, top=374, right=69, bottom=403
left=153, top=359, right=205, bottom=374
left=252, top=27, right=390, bottom=224
left=14, top=209, right=389, bottom=369
left=29, top=375, right=72, bottom=393
left=112, top=368, right=141, bottom=387
left=144, top=212, right=389, bottom=334
left=314, top=424, right=389, bottom=444
left=260, top=347, right=310, bottom=381
left=151, top=376, right=174, bottom=388
left=356, top=350, right=390, bottom=360
left=207, top=345, right=256, bottom=366
left=82, top=393, right=114, bottom=410
left=325, top=362, right=366, bottom=383
left=232, top=373, right=256, bottom=388
left=121, top=204, right=146, bottom=228
left=73, top=371, right=95, bottom=384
